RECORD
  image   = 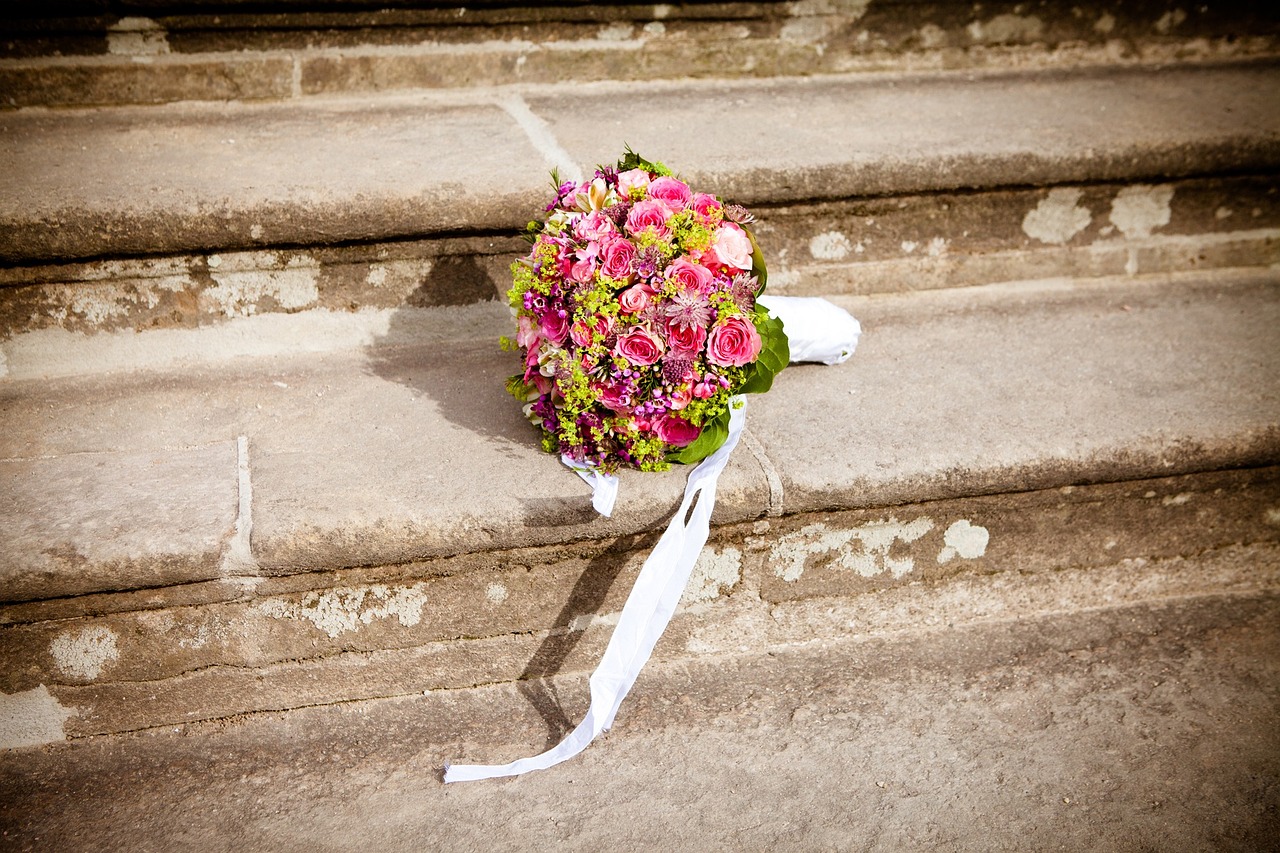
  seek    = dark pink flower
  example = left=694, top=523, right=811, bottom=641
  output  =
left=600, top=237, right=636, bottom=282
left=648, top=176, right=693, bottom=210
left=625, top=200, right=672, bottom=238
left=665, top=320, right=707, bottom=355
left=654, top=413, right=701, bottom=447
left=706, top=315, right=762, bottom=367
left=665, top=258, right=714, bottom=294
left=615, top=325, right=665, bottom=366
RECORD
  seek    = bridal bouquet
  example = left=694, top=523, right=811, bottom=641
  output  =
left=503, top=150, right=789, bottom=472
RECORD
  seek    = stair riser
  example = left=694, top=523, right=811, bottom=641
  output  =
left=2, top=465, right=1276, bottom=740
left=3, top=2, right=1277, bottom=107
left=2, top=175, right=1274, bottom=351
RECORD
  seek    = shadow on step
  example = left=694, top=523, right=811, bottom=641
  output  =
left=515, top=532, right=650, bottom=751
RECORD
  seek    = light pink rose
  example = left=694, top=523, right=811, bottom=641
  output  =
left=618, top=284, right=654, bottom=314
left=666, top=385, right=693, bottom=411
left=516, top=314, right=542, bottom=349
left=569, top=255, right=597, bottom=284
left=540, top=311, right=570, bottom=345
left=625, top=200, right=672, bottom=238
left=615, top=325, right=665, bottom=366
left=648, top=176, right=693, bottom=210
left=617, top=168, right=651, bottom=197
left=573, top=211, right=616, bottom=242
left=665, top=320, right=706, bottom=355
left=653, top=413, right=701, bottom=447
left=600, top=237, right=636, bottom=282
left=706, top=315, right=762, bottom=367
left=711, top=223, right=754, bottom=272
left=665, top=258, right=714, bottom=294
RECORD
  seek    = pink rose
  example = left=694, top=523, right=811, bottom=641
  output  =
left=615, top=325, right=665, bottom=366
left=617, top=168, right=651, bottom=197
left=569, top=256, right=597, bottom=284
left=595, top=380, right=633, bottom=413
left=540, top=311, right=570, bottom=345
left=692, top=192, right=722, bottom=221
left=625, top=200, right=672, bottom=238
left=600, top=238, right=636, bottom=282
left=573, top=211, right=616, bottom=242
left=706, top=315, right=762, bottom=367
left=665, top=258, right=714, bottom=294
left=648, top=176, right=693, bottom=210
left=666, top=385, right=693, bottom=411
left=711, top=223, right=753, bottom=272
left=665, top=320, right=706, bottom=355
left=571, top=313, right=614, bottom=348
left=653, top=413, right=701, bottom=447
left=618, top=284, right=654, bottom=314
left=516, top=314, right=542, bottom=349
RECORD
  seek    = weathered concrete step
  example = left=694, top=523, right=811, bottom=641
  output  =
left=2, top=569, right=1277, bottom=852
left=2, top=61, right=1277, bottom=266
left=2, top=0, right=1276, bottom=107
left=1, top=268, right=1278, bottom=738
left=2, top=173, right=1276, bottom=346
left=2, top=268, right=1276, bottom=602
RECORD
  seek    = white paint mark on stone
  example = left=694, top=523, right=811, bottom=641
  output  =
left=809, top=231, right=852, bottom=260
left=1155, top=8, right=1187, bottom=34
left=967, top=14, right=1044, bottom=43
left=642, top=21, right=666, bottom=37
left=597, top=23, right=635, bottom=41
left=250, top=224, right=264, bottom=240
left=207, top=254, right=222, bottom=269
left=937, top=520, right=990, bottom=564
left=1094, top=13, right=1116, bottom=34
left=918, top=23, right=947, bottom=48
left=901, top=240, right=919, bottom=254
left=0, top=348, right=8, bottom=380
left=486, top=583, right=509, bottom=604
left=107, top=17, right=170, bottom=56
left=0, top=686, right=73, bottom=749
left=652, top=4, right=673, bottom=19
left=204, top=257, right=320, bottom=318
left=258, top=583, right=429, bottom=638
left=1162, top=492, right=1193, bottom=506
left=1023, top=188, right=1091, bottom=245
left=1265, top=507, right=1280, bottom=526
left=366, top=265, right=388, bottom=287
left=1109, top=185, right=1174, bottom=239
left=50, top=626, right=119, bottom=681
left=221, top=435, right=256, bottom=575
left=926, top=237, right=949, bottom=257
left=1215, top=207, right=1234, bottom=220
left=772, top=517, right=935, bottom=582
left=682, top=546, right=742, bottom=605
left=497, top=95, right=582, bottom=184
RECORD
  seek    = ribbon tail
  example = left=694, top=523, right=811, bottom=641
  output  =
left=445, top=398, right=748, bottom=782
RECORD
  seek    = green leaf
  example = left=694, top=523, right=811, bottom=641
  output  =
left=667, top=409, right=730, bottom=465
left=736, top=309, right=789, bottom=395
left=746, top=227, right=768, bottom=292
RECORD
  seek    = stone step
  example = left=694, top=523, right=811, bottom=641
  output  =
left=2, top=559, right=1277, bottom=851
left=3, top=0, right=1275, bottom=108
left=2, top=267, right=1277, bottom=740
left=2, top=60, right=1278, bottom=354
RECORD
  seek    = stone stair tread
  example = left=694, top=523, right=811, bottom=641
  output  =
left=3, top=60, right=1279, bottom=265
left=2, top=267, right=1276, bottom=604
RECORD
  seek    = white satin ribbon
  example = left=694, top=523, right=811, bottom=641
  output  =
left=444, top=398, right=748, bottom=783
left=758, top=295, right=861, bottom=365
left=560, top=454, right=620, bottom=517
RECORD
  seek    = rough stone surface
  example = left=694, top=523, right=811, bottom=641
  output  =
left=2, top=0, right=1277, bottom=107
left=0, top=97, right=549, bottom=264
left=0, top=579, right=1276, bottom=851
left=0, top=442, right=240, bottom=602
left=2, top=62, right=1277, bottom=264
left=751, top=270, right=1280, bottom=514
left=0, top=268, right=1276, bottom=603
left=2, top=175, right=1274, bottom=340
